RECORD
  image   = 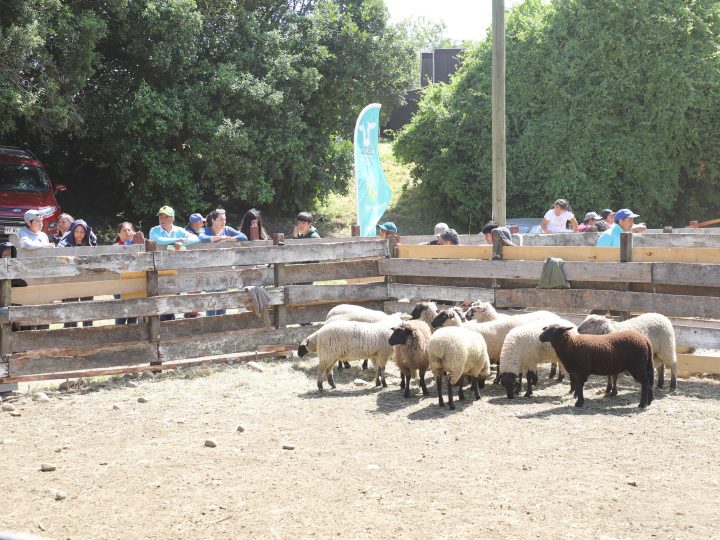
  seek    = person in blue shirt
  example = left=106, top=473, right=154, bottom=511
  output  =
left=149, top=206, right=200, bottom=249
left=596, top=208, right=640, bottom=247
left=199, top=208, right=248, bottom=242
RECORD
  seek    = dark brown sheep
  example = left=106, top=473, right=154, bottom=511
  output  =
left=538, top=324, right=654, bottom=408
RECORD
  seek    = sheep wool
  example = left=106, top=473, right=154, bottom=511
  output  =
left=465, top=301, right=511, bottom=323
left=577, top=313, right=677, bottom=390
left=410, top=301, right=439, bottom=328
left=300, top=319, right=395, bottom=391
left=498, top=318, right=573, bottom=399
left=388, top=319, right=432, bottom=398
left=427, top=326, right=491, bottom=410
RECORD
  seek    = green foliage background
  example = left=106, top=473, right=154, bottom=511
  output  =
left=394, top=0, right=720, bottom=228
left=0, top=0, right=414, bottom=227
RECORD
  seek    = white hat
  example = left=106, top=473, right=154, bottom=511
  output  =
left=433, top=222, right=449, bottom=237
left=24, top=209, right=43, bottom=223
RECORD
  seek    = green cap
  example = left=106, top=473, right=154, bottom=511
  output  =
left=157, top=205, right=175, bottom=218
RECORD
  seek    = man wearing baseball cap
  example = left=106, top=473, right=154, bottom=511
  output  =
left=377, top=221, right=397, bottom=239
left=185, top=213, right=205, bottom=235
left=596, top=208, right=640, bottom=247
left=18, top=209, right=54, bottom=249
left=149, top=205, right=200, bottom=249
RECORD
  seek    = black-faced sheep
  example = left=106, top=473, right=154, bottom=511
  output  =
left=577, top=313, right=677, bottom=390
left=298, top=320, right=394, bottom=391
left=388, top=320, right=432, bottom=398
left=538, top=324, right=654, bottom=408
left=427, top=326, right=491, bottom=410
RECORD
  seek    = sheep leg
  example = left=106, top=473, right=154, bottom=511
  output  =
left=380, top=366, right=387, bottom=388
left=524, top=370, right=538, bottom=398
left=403, top=371, right=411, bottom=398
left=327, top=369, right=336, bottom=389
left=471, top=377, right=480, bottom=400
left=437, top=376, right=445, bottom=407
left=362, top=359, right=369, bottom=370
left=400, top=373, right=406, bottom=390
left=419, top=368, right=429, bottom=396
left=447, top=375, right=456, bottom=410
left=477, top=376, right=486, bottom=389
left=611, top=375, right=618, bottom=397
left=657, top=364, right=665, bottom=389
left=605, top=376, right=613, bottom=394
left=457, top=378, right=465, bottom=401
left=574, top=375, right=587, bottom=407
left=549, top=363, right=557, bottom=379
left=513, top=372, right=522, bottom=396
left=670, top=367, right=677, bottom=390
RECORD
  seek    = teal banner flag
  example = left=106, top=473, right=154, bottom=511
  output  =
left=354, top=103, right=391, bottom=237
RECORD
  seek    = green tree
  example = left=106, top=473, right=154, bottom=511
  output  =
left=394, top=0, right=720, bottom=228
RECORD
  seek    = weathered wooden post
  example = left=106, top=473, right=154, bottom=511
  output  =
left=272, top=233, right=284, bottom=246
left=145, top=240, right=161, bottom=367
left=274, top=261, right=287, bottom=329
left=351, top=225, right=360, bottom=237
left=663, top=226, right=673, bottom=233
left=0, top=268, right=15, bottom=391
left=492, top=0, right=507, bottom=226
left=620, top=232, right=633, bottom=263
left=250, top=224, right=259, bottom=241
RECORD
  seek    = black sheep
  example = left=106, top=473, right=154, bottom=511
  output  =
left=538, top=324, right=654, bottom=408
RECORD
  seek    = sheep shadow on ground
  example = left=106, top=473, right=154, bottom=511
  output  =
left=371, top=384, right=433, bottom=414
left=514, top=394, right=653, bottom=419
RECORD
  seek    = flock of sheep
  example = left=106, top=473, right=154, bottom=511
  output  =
left=297, top=301, right=678, bottom=410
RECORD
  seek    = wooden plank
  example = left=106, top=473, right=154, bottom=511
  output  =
left=283, top=237, right=381, bottom=245
left=159, top=325, right=317, bottom=362
left=395, top=244, right=492, bottom=259
left=16, top=244, right=145, bottom=257
left=632, top=247, right=720, bottom=263
left=11, top=277, right=147, bottom=305
left=9, top=342, right=158, bottom=377
left=652, top=263, right=720, bottom=287
left=2, top=252, right=155, bottom=280
left=159, top=312, right=272, bottom=340
left=503, top=246, right=620, bottom=262
left=378, top=258, right=652, bottom=283
left=154, top=240, right=389, bottom=270
left=283, top=259, right=380, bottom=284
left=495, top=288, right=720, bottom=319
left=158, top=267, right=274, bottom=294
left=187, top=240, right=274, bottom=250
left=388, top=283, right=494, bottom=303
left=400, top=234, right=489, bottom=245
left=674, top=325, right=720, bottom=350
left=8, top=288, right=285, bottom=325
left=0, top=348, right=294, bottom=383
left=677, top=354, right=720, bottom=376
left=285, top=283, right=387, bottom=306
left=12, top=323, right=149, bottom=352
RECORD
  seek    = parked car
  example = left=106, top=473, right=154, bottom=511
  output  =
left=0, top=146, right=66, bottom=240
left=506, top=217, right=543, bottom=234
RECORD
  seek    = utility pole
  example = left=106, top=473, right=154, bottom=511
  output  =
left=491, top=0, right=506, bottom=226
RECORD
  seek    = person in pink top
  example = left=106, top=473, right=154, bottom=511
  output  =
left=578, top=211, right=601, bottom=232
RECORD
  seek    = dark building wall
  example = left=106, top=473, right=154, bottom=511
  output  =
left=432, top=48, right=463, bottom=84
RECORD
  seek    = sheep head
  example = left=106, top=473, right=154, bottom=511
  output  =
left=431, top=309, right=462, bottom=328
left=410, top=301, right=437, bottom=320
left=466, top=302, right=494, bottom=322
left=297, top=340, right=309, bottom=357
left=576, top=314, right=613, bottom=335
left=499, top=372, right=518, bottom=399
left=388, top=325, right=412, bottom=346
left=539, top=324, right=575, bottom=343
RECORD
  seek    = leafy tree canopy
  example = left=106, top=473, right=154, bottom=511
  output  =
left=393, top=0, right=720, bottom=228
left=0, top=0, right=414, bottom=223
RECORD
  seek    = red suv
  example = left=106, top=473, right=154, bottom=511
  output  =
left=0, top=146, right=66, bottom=240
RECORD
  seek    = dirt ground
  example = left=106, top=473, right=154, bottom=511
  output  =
left=1, top=358, right=719, bottom=540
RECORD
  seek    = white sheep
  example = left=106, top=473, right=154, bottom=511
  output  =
left=427, top=326, right=491, bottom=410
left=464, top=301, right=511, bottom=323
left=388, top=319, right=432, bottom=398
left=326, top=310, right=409, bottom=370
left=577, top=313, right=677, bottom=389
left=498, top=318, right=573, bottom=399
left=297, top=319, right=394, bottom=391
left=410, top=301, right=439, bottom=327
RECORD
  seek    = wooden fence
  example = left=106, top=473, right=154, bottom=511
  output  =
left=1, top=231, right=719, bottom=385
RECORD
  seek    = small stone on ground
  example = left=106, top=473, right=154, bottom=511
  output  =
left=353, top=379, right=367, bottom=387
left=40, top=463, right=57, bottom=472
left=2, top=403, right=15, bottom=412
left=137, top=397, right=149, bottom=403
left=205, top=439, right=217, bottom=448
left=237, top=425, right=245, bottom=432
left=247, top=361, right=264, bottom=372
left=55, top=490, right=67, bottom=501
left=282, top=444, right=295, bottom=450
left=33, top=392, right=50, bottom=402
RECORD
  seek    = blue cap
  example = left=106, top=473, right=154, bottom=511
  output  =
left=378, top=222, right=397, bottom=233
left=189, top=213, right=205, bottom=223
left=615, top=209, right=639, bottom=221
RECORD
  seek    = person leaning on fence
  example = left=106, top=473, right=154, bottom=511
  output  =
left=57, top=219, right=97, bottom=327
left=596, top=208, right=640, bottom=247
left=52, top=213, right=74, bottom=245
left=199, top=208, right=248, bottom=242
left=377, top=221, right=397, bottom=239
left=292, top=212, right=321, bottom=239
left=437, top=228, right=460, bottom=245
left=577, top=211, right=601, bottom=232
left=149, top=205, right=200, bottom=249
left=240, top=208, right=268, bottom=240
left=481, top=221, right=515, bottom=246
left=18, top=209, right=54, bottom=249
left=424, top=222, right=449, bottom=245
left=114, top=222, right=140, bottom=325
left=185, top=213, right=205, bottom=236
left=541, top=198, right=579, bottom=233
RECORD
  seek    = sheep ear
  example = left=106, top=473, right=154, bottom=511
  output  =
left=561, top=325, right=574, bottom=331
left=542, top=326, right=548, bottom=331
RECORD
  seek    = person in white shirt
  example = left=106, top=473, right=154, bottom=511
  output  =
left=541, top=198, right=579, bottom=233
left=18, top=209, right=55, bottom=249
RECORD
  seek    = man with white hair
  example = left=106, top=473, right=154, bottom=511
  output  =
left=424, top=222, right=449, bottom=245
left=18, top=209, right=54, bottom=249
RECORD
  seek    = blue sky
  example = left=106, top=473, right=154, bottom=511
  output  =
left=384, top=0, right=527, bottom=42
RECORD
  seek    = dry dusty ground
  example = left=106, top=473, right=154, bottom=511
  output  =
left=1, top=358, right=720, bottom=540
